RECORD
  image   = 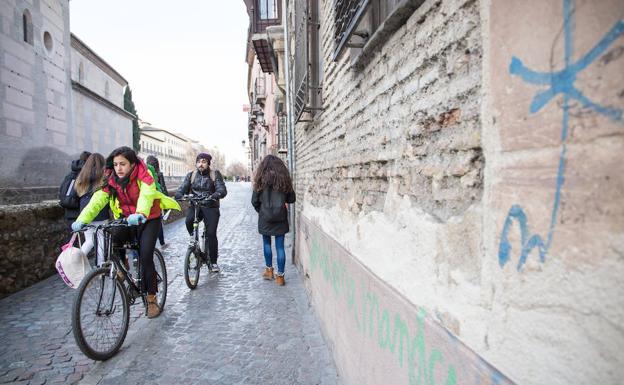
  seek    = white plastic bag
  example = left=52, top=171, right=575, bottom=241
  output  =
left=55, top=233, right=90, bottom=289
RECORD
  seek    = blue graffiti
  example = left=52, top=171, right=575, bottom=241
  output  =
left=499, top=0, right=624, bottom=271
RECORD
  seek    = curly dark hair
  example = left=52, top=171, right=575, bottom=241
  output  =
left=253, top=155, right=293, bottom=193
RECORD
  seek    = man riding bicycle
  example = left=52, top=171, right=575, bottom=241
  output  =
left=175, top=153, right=227, bottom=272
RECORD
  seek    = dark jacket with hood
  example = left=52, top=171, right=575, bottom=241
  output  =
left=251, top=186, right=296, bottom=236
left=175, top=168, right=227, bottom=208
left=59, top=159, right=84, bottom=221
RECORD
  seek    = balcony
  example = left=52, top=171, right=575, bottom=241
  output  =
left=245, top=0, right=282, bottom=73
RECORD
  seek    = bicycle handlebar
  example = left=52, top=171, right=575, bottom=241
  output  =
left=71, top=218, right=131, bottom=234
left=178, top=194, right=216, bottom=203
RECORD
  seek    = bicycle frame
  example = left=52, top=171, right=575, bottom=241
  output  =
left=90, top=222, right=146, bottom=309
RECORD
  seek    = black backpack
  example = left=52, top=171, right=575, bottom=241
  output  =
left=261, top=188, right=287, bottom=223
left=59, top=174, right=80, bottom=209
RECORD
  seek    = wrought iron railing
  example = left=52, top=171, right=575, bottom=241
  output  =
left=292, top=0, right=308, bottom=122
left=333, top=0, right=370, bottom=60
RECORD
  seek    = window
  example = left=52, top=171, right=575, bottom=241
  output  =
left=22, top=10, right=33, bottom=45
left=332, top=0, right=421, bottom=61
left=43, top=31, right=53, bottom=53
left=78, top=62, right=84, bottom=83
left=258, top=0, right=278, bottom=20
left=292, top=0, right=323, bottom=122
left=105, top=81, right=110, bottom=99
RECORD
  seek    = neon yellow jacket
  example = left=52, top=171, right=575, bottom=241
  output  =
left=77, top=177, right=180, bottom=224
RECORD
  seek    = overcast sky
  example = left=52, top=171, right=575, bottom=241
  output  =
left=70, top=0, right=250, bottom=165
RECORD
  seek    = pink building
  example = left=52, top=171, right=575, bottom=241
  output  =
left=243, top=0, right=288, bottom=173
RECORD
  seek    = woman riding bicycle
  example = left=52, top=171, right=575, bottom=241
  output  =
left=71, top=146, right=180, bottom=318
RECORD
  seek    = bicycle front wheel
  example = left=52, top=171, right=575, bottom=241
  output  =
left=72, top=267, right=129, bottom=361
left=184, top=247, right=201, bottom=289
left=153, top=248, right=167, bottom=310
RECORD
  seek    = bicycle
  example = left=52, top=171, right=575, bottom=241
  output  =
left=179, top=194, right=215, bottom=289
left=71, top=218, right=168, bottom=360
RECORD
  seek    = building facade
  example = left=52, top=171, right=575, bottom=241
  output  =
left=70, top=35, right=133, bottom=155
left=0, top=0, right=133, bottom=203
left=138, top=126, right=187, bottom=177
left=243, top=0, right=289, bottom=172
left=270, top=1, right=624, bottom=385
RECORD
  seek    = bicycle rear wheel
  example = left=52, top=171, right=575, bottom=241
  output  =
left=72, top=267, right=129, bottom=361
left=184, top=247, right=201, bottom=289
left=153, top=249, right=167, bottom=310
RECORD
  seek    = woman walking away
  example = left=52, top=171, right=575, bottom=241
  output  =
left=251, top=155, right=296, bottom=286
left=146, top=155, right=168, bottom=247
left=74, top=153, right=109, bottom=266
left=71, top=146, right=180, bottom=318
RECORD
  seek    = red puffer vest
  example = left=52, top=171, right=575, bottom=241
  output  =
left=103, top=160, right=161, bottom=219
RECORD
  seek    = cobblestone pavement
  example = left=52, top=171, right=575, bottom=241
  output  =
left=0, top=182, right=341, bottom=385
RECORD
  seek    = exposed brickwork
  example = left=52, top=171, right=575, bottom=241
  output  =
left=296, top=0, right=483, bottom=221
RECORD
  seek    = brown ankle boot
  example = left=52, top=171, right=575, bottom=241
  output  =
left=146, top=294, right=161, bottom=318
left=262, top=267, right=274, bottom=280
left=276, top=275, right=285, bottom=286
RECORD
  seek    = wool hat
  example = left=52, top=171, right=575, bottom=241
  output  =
left=196, top=153, right=212, bottom=164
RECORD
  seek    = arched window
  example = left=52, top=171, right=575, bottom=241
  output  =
left=78, top=62, right=84, bottom=83
left=22, top=10, right=33, bottom=45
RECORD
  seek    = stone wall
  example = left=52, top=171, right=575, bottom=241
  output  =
left=0, top=0, right=74, bottom=190
left=0, top=201, right=67, bottom=298
left=0, top=189, right=188, bottom=298
left=290, top=0, right=624, bottom=384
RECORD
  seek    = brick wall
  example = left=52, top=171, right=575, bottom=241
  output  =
left=289, top=0, right=624, bottom=384
left=296, top=0, right=482, bottom=221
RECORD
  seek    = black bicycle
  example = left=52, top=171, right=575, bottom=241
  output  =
left=179, top=194, right=215, bottom=289
left=71, top=219, right=167, bottom=360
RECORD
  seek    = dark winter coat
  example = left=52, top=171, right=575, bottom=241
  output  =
left=175, top=169, right=227, bottom=208
left=59, top=159, right=84, bottom=221
left=251, top=187, right=296, bottom=236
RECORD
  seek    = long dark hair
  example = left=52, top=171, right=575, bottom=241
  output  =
left=75, top=153, right=105, bottom=196
left=105, top=146, right=138, bottom=170
left=253, top=155, right=293, bottom=193
left=146, top=155, right=160, bottom=174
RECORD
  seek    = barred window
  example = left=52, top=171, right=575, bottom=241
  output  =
left=292, top=0, right=323, bottom=123
left=333, top=0, right=422, bottom=61
left=278, top=114, right=288, bottom=152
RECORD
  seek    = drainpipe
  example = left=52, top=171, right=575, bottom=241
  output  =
left=282, top=0, right=297, bottom=264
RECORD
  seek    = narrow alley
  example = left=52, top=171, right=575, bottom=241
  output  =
left=0, top=182, right=340, bottom=385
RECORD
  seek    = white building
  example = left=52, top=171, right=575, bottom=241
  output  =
left=138, top=126, right=187, bottom=177
left=0, top=0, right=133, bottom=198
left=70, top=34, right=133, bottom=154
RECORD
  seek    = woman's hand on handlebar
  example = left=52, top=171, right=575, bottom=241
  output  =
left=127, top=213, right=146, bottom=226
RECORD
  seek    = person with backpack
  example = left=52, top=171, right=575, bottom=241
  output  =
left=71, top=146, right=181, bottom=318
left=175, top=153, right=227, bottom=272
left=74, top=153, right=109, bottom=266
left=146, top=155, right=168, bottom=247
left=251, top=155, right=296, bottom=286
left=59, top=151, right=91, bottom=227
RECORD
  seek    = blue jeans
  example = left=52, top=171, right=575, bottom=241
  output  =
left=263, top=235, right=285, bottom=274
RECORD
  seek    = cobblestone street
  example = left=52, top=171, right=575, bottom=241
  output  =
left=0, top=182, right=340, bottom=385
